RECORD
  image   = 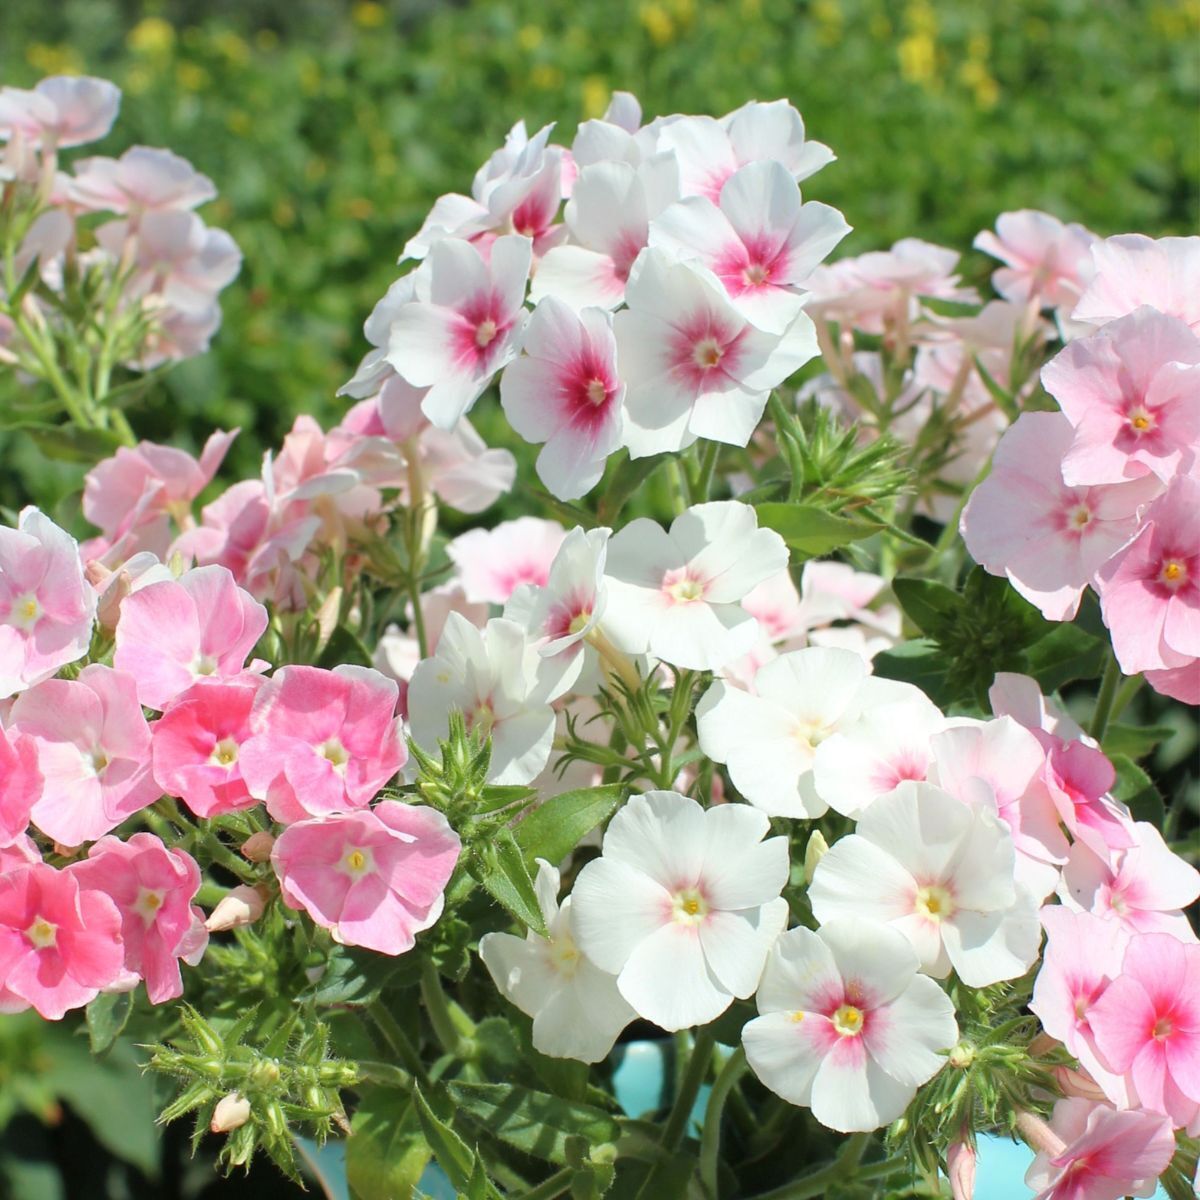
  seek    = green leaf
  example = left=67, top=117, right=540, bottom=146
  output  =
left=515, top=784, right=626, bottom=866
left=447, top=1081, right=620, bottom=1165
left=309, top=945, right=419, bottom=1007
left=754, top=502, right=881, bottom=557
left=891, top=576, right=963, bottom=638
left=1023, top=622, right=1108, bottom=691
left=597, top=453, right=670, bottom=524
left=1102, top=722, right=1177, bottom=762
left=972, top=353, right=1019, bottom=421
left=316, top=623, right=373, bottom=669
left=412, top=1086, right=498, bottom=1196
left=24, top=424, right=124, bottom=464
left=85, top=990, right=132, bottom=1056
left=346, top=1086, right=432, bottom=1200
left=871, top=638, right=956, bottom=708
left=1109, top=754, right=1165, bottom=826
left=466, top=1157, right=491, bottom=1200
left=476, top=826, right=549, bottom=937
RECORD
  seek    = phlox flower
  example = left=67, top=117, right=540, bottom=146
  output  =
left=649, top=159, right=850, bottom=333
left=742, top=919, right=957, bottom=1133
left=239, top=665, right=406, bottom=824
left=989, top=671, right=1088, bottom=743
left=0, top=861, right=123, bottom=1019
left=113, top=564, right=268, bottom=709
left=71, top=834, right=206, bottom=1004
left=271, top=802, right=460, bottom=955
left=11, top=665, right=159, bottom=846
left=0, top=507, right=97, bottom=699
left=151, top=674, right=265, bottom=818
left=613, top=248, right=818, bottom=457
left=415, top=415, right=517, bottom=515
left=133, top=302, right=222, bottom=368
left=480, top=860, right=635, bottom=1063
left=1035, top=735, right=1134, bottom=859
left=1144, top=660, right=1200, bottom=705
left=569, top=790, right=789, bottom=1031
left=69, top=146, right=217, bottom=215
left=602, top=500, right=786, bottom=672
left=1089, top=933, right=1200, bottom=1126
left=1025, top=1098, right=1176, bottom=1200
left=973, top=209, right=1097, bottom=311
left=1073, top=233, right=1200, bottom=334
left=809, top=782, right=1041, bottom=986
left=0, top=725, right=40, bottom=847
left=339, top=276, right=415, bottom=399
left=1041, top=307, right=1200, bottom=486
left=447, top=517, right=567, bottom=605
left=1060, top=821, right=1200, bottom=942
left=386, top=234, right=531, bottom=430
left=1097, top=474, right=1200, bottom=675
left=960, top=411, right=1161, bottom=621
left=407, top=615, right=557, bottom=785
left=0, top=76, right=120, bottom=149
left=500, top=298, right=625, bottom=500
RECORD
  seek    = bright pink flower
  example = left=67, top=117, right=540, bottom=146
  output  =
left=1073, top=233, right=1200, bottom=334
left=239, top=665, right=407, bottom=824
left=1090, top=933, right=1200, bottom=1126
left=271, top=802, right=460, bottom=955
left=0, top=76, right=120, bottom=149
left=71, top=833, right=206, bottom=1004
left=11, top=665, right=159, bottom=846
left=500, top=298, right=625, bottom=500
left=69, top=146, right=216, bottom=215
left=0, top=507, right=97, bottom=699
left=0, top=861, right=123, bottom=1019
left=1097, top=475, right=1200, bottom=674
left=0, top=724, right=41, bottom=847
left=1042, top=307, right=1200, bottom=486
left=1035, top=735, right=1133, bottom=859
left=114, top=564, right=268, bottom=709
left=151, top=674, right=265, bottom=818
left=1025, top=1097, right=1175, bottom=1200
left=447, top=517, right=567, bottom=605
left=960, top=412, right=1160, bottom=621
left=973, top=210, right=1097, bottom=311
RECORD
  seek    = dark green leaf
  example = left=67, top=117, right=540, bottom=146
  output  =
left=1109, top=754, right=1165, bottom=826
left=346, top=1086, right=431, bottom=1200
left=85, top=990, right=132, bottom=1056
left=317, top=623, right=373, bottom=669
left=515, top=784, right=626, bottom=866
left=891, top=576, right=963, bottom=638
left=1102, top=723, right=1177, bottom=762
left=754, top=502, right=881, bottom=557
left=476, top=826, right=549, bottom=937
left=872, top=638, right=957, bottom=708
left=309, top=946, right=419, bottom=1007
left=412, top=1085, right=478, bottom=1192
left=1023, top=623, right=1108, bottom=691
left=25, top=424, right=124, bottom=464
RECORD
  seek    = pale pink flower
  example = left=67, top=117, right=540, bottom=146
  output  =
left=0, top=76, right=120, bottom=149
left=0, top=861, right=124, bottom=1019
left=69, top=146, right=216, bottom=215
left=988, top=672, right=1088, bottom=743
left=418, top=418, right=518, bottom=514
left=386, top=235, right=531, bottom=430
left=205, top=884, right=267, bottom=932
left=947, top=1138, right=977, bottom=1200
left=614, top=248, right=818, bottom=456
left=114, top=564, right=268, bottom=710
left=500, top=298, right=625, bottom=499
left=71, top=833, right=206, bottom=1004
left=973, top=210, right=1097, bottom=310
left=960, top=412, right=1160, bottom=621
left=1073, top=233, right=1200, bottom=333
left=131, top=302, right=223, bottom=368
left=1097, top=475, right=1200, bottom=674
left=447, top=517, right=567, bottom=605
left=0, top=724, right=41, bottom=848
left=0, top=507, right=97, bottom=699
left=1042, top=307, right=1200, bottom=486
left=151, top=674, right=266, bottom=818
left=1144, top=661, right=1200, bottom=705
left=649, top=159, right=850, bottom=333
left=239, top=665, right=406, bottom=824
left=742, top=919, right=957, bottom=1133
left=210, top=1094, right=252, bottom=1134
left=271, top=802, right=460, bottom=955
left=11, top=665, right=159, bottom=846
left=740, top=568, right=807, bottom=645
left=1026, top=1097, right=1175, bottom=1200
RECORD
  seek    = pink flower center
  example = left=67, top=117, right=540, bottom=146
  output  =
left=1158, top=558, right=1188, bottom=590
left=693, top=337, right=724, bottom=369
left=1066, top=504, right=1092, bottom=532
left=1151, top=1015, right=1174, bottom=1041
left=662, top=569, right=706, bottom=605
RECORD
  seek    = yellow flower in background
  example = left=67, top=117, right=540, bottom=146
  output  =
left=124, top=65, right=153, bottom=96
left=898, top=32, right=936, bottom=84
left=518, top=25, right=544, bottom=50
left=531, top=64, right=565, bottom=90
left=226, top=110, right=252, bottom=135
left=639, top=4, right=675, bottom=45
left=581, top=75, right=609, bottom=119
left=212, top=30, right=251, bottom=67
left=26, top=44, right=84, bottom=76
left=813, top=0, right=843, bottom=46
left=176, top=61, right=209, bottom=91
left=128, top=17, right=176, bottom=56
left=353, top=2, right=387, bottom=28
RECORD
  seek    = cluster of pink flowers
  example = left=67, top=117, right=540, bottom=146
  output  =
left=962, top=231, right=1199, bottom=702
left=0, top=76, right=240, bottom=368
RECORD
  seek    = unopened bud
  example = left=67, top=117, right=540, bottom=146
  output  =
left=1015, top=1109, right=1067, bottom=1158
left=205, top=884, right=268, bottom=932
left=947, top=1139, right=976, bottom=1200
left=249, top=1059, right=281, bottom=1089
left=1028, top=1032, right=1058, bottom=1058
left=240, top=831, right=276, bottom=862
left=1054, top=1064, right=1108, bottom=1102
left=948, top=1042, right=975, bottom=1069
left=87, top=562, right=133, bottom=631
left=802, top=830, right=829, bottom=885
left=211, top=1092, right=251, bottom=1134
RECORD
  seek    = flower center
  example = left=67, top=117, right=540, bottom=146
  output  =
left=743, top=262, right=769, bottom=286
left=692, top=337, right=724, bottom=369
left=832, top=1004, right=864, bottom=1037
left=1067, top=504, right=1091, bottom=531
left=469, top=701, right=495, bottom=736
left=341, top=847, right=374, bottom=879
left=8, top=592, right=41, bottom=630
left=1151, top=1016, right=1174, bottom=1041
left=475, top=318, right=498, bottom=348
left=672, top=888, right=709, bottom=925
left=549, top=932, right=582, bottom=978
left=211, top=737, right=239, bottom=767
left=1159, top=559, right=1187, bottom=589
left=134, top=888, right=165, bottom=923
left=1126, top=405, right=1156, bottom=435
left=567, top=609, right=592, bottom=636
left=193, top=654, right=218, bottom=677
left=914, top=883, right=955, bottom=922
left=666, top=576, right=705, bottom=604
left=25, top=916, right=57, bottom=949
left=319, top=738, right=349, bottom=770
left=585, top=377, right=609, bottom=406
left=90, top=747, right=110, bottom=775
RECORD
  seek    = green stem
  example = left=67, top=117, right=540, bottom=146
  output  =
left=1089, top=654, right=1122, bottom=743
left=355, top=1059, right=414, bottom=1090
left=516, top=1166, right=575, bottom=1200
left=746, top=1142, right=902, bottom=1200
left=665, top=458, right=690, bottom=515
left=367, top=1000, right=427, bottom=1082
left=661, top=1025, right=717, bottom=1150
left=692, top=438, right=721, bottom=503
left=699, top=1047, right=748, bottom=1198
left=1108, top=672, right=1144, bottom=725
left=420, top=959, right=467, bottom=1058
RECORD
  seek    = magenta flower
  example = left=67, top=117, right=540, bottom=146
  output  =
left=271, top=802, right=461, bottom=955
left=239, top=665, right=407, bottom=824
left=0, top=724, right=41, bottom=848
left=71, top=834, right=206, bottom=1004
left=151, top=674, right=265, bottom=818
left=1035, top=735, right=1134, bottom=859
left=114, top=564, right=268, bottom=709
left=0, top=862, right=124, bottom=1019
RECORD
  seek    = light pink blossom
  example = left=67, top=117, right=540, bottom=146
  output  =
left=447, top=517, right=567, bottom=605
left=973, top=210, right=1097, bottom=311
left=1073, top=233, right=1200, bottom=333
left=1035, top=735, right=1133, bottom=859
left=0, top=724, right=41, bottom=848
left=0, top=76, right=120, bottom=149
left=68, top=145, right=216, bottom=215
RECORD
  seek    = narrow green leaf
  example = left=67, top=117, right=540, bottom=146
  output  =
left=412, top=1085, right=476, bottom=1190
left=1023, top=622, right=1108, bottom=691
left=85, top=991, right=132, bottom=1056
left=754, top=502, right=881, bottom=557
left=476, top=826, right=549, bottom=936
left=515, top=784, right=626, bottom=866
left=25, top=424, right=124, bottom=464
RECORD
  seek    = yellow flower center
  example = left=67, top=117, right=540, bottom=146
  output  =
left=25, top=917, right=57, bottom=949
left=193, top=654, right=218, bottom=676
left=672, top=888, right=708, bottom=925
left=11, top=594, right=42, bottom=629
left=1159, top=559, right=1187, bottom=589
left=341, top=847, right=373, bottom=879
left=914, top=884, right=955, bottom=922
left=585, top=378, right=608, bottom=406
left=667, top=577, right=704, bottom=604
left=692, top=337, right=723, bottom=369
left=211, top=738, right=239, bottom=767
left=568, top=610, right=592, bottom=636
left=832, top=1004, right=864, bottom=1036
left=1126, top=406, right=1155, bottom=434
left=475, top=319, right=498, bottom=348
left=743, top=262, right=769, bottom=286
left=1152, top=1016, right=1174, bottom=1041
left=320, top=738, right=349, bottom=769
left=135, top=888, right=165, bottom=922
left=1068, top=505, right=1091, bottom=530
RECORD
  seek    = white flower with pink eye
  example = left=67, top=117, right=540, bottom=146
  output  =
left=69, top=146, right=217, bottom=215
left=0, top=76, right=120, bottom=149
left=742, top=919, right=957, bottom=1133
left=649, top=159, right=850, bottom=333
left=500, top=298, right=625, bottom=500
left=1072, top=233, right=1200, bottom=333
left=480, top=860, right=635, bottom=1063
left=960, top=411, right=1162, bottom=621
left=809, top=781, right=1041, bottom=987
left=407, top=614, right=557, bottom=785
left=530, top=156, right=680, bottom=311
left=602, top=500, right=787, bottom=672
left=447, top=517, right=567, bottom=606
left=973, top=209, right=1097, bottom=311
left=569, top=790, right=789, bottom=1031
left=613, top=248, right=818, bottom=457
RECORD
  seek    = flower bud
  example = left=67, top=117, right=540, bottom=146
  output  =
left=205, top=884, right=268, bottom=932
left=1015, top=1109, right=1067, bottom=1158
left=1053, top=1064, right=1108, bottom=1102
left=947, top=1138, right=976, bottom=1200
left=948, top=1042, right=975, bottom=1069
left=802, top=830, right=829, bottom=885
left=211, top=1092, right=251, bottom=1134
left=240, top=831, right=276, bottom=862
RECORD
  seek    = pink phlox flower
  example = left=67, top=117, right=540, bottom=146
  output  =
left=989, top=671, right=1088, bottom=743
left=447, top=517, right=567, bottom=605
left=973, top=209, right=1097, bottom=311
left=0, top=76, right=120, bottom=149
left=130, top=302, right=222, bottom=368
left=0, top=723, right=41, bottom=847
left=1073, top=233, right=1200, bottom=334
left=1032, top=733, right=1134, bottom=859
left=68, top=146, right=216, bottom=215
left=1143, top=661, right=1200, bottom=705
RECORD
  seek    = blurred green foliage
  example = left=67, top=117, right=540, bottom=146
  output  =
left=1, top=0, right=1196, bottom=479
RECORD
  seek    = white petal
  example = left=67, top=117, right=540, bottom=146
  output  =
left=808, top=835, right=917, bottom=928
left=811, top=1046, right=916, bottom=1133
left=754, top=925, right=841, bottom=1014
left=941, top=889, right=1042, bottom=986
left=742, top=1010, right=828, bottom=1107
left=817, top=918, right=919, bottom=1008
left=863, top=974, right=957, bottom=1087
left=618, top=922, right=730, bottom=1030
left=569, top=856, right=671, bottom=974
left=600, top=790, right=708, bottom=889
left=699, top=898, right=788, bottom=997
left=531, top=245, right=625, bottom=311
